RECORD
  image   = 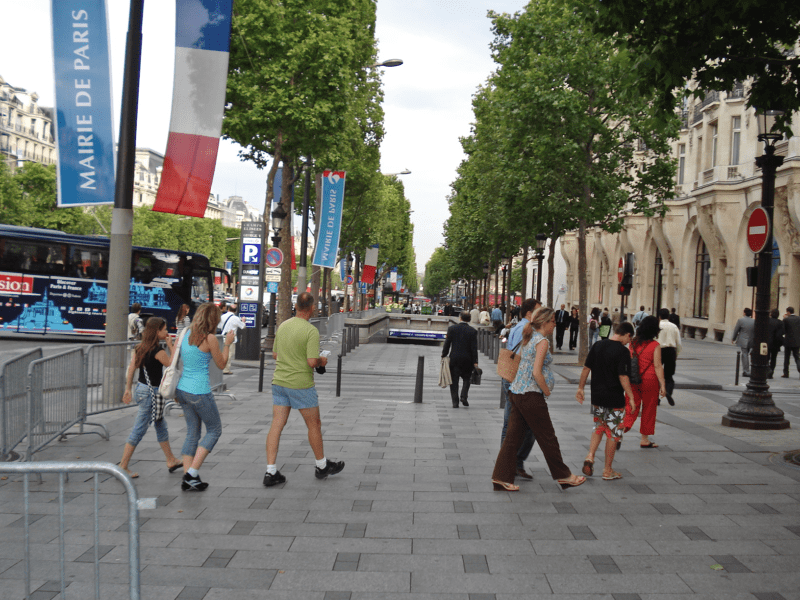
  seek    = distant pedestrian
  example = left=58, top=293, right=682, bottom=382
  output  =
left=731, top=308, right=755, bottom=377
left=623, top=316, right=666, bottom=448
left=175, top=303, right=191, bottom=335
left=118, top=317, right=183, bottom=479
left=128, top=303, right=144, bottom=341
left=668, top=308, right=681, bottom=329
left=569, top=307, right=580, bottom=350
left=588, top=307, right=601, bottom=348
left=632, top=306, right=649, bottom=328
left=576, top=322, right=635, bottom=481
left=657, top=308, right=681, bottom=406
left=782, top=307, right=800, bottom=378
left=598, top=309, right=613, bottom=340
left=768, top=308, right=784, bottom=379
left=554, top=304, right=570, bottom=350
left=219, top=302, right=245, bottom=374
left=491, top=305, right=503, bottom=334
left=442, top=311, right=479, bottom=408
left=492, top=307, right=586, bottom=491
left=479, top=306, right=491, bottom=326
left=470, top=305, right=480, bottom=327
left=500, top=298, right=540, bottom=480
left=175, top=303, right=235, bottom=491
left=265, top=292, right=344, bottom=486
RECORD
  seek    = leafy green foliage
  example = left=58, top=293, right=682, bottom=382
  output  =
left=586, top=0, right=800, bottom=133
left=423, top=247, right=451, bottom=300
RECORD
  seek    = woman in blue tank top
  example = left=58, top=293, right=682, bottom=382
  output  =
left=175, top=303, right=235, bottom=491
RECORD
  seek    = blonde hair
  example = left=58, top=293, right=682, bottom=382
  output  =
left=189, top=302, right=220, bottom=347
left=522, top=307, right=555, bottom=346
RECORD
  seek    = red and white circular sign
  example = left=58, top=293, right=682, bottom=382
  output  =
left=747, top=208, right=770, bottom=253
left=618, top=258, right=624, bottom=283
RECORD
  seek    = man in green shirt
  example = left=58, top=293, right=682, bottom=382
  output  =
left=263, top=292, right=344, bottom=486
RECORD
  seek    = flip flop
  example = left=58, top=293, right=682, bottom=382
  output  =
left=602, top=471, right=622, bottom=480
left=168, top=463, right=183, bottom=473
left=640, top=442, right=659, bottom=448
left=582, top=460, right=594, bottom=477
left=122, top=469, right=139, bottom=479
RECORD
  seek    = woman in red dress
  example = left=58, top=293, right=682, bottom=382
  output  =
left=623, top=316, right=667, bottom=448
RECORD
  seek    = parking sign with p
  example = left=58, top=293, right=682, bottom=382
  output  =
left=242, top=243, right=261, bottom=264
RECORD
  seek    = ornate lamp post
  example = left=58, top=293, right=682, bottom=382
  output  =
left=722, top=109, right=790, bottom=430
left=264, top=203, right=288, bottom=350
left=501, top=259, right=509, bottom=320
left=535, top=234, right=547, bottom=301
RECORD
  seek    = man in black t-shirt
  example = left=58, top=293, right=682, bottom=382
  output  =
left=575, top=322, right=635, bottom=481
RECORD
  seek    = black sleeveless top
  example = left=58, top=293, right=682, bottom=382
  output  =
left=137, top=346, right=165, bottom=386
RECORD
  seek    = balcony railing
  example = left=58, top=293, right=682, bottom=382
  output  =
left=698, top=90, right=720, bottom=110
left=727, top=82, right=745, bottom=100
left=692, top=107, right=703, bottom=125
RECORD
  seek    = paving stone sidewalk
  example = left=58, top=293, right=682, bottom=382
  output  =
left=1, top=339, right=799, bottom=599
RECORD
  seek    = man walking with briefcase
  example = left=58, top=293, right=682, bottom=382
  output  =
left=442, top=311, right=479, bottom=408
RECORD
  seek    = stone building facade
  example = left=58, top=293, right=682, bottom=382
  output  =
left=0, top=75, right=56, bottom=167
left=561, top=88, right=800, bottom=342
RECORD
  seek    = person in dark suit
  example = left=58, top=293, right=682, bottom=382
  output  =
left=554, top=304, right=570, bottom=350
left=767, top=308, right=784, bottom=379
left=668, top=308, right=681, bottom=329
left=782, top=306, right=800, bottom=378
left=731, top=308, right=755, bottom=377
left=442, top=311, right=479, bottom=408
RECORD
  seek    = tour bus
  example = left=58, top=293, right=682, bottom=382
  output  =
left=0, top=224, right=215, bottom=336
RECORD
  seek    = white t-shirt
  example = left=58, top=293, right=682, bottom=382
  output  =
left=220, top=311, right=245, bottom=342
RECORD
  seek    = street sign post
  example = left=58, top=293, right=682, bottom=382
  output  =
left=747, top=208, right=770, bottom=253
left=265, top=247, right=284, bottom=267
left=238, top=222, right=265, bottom=359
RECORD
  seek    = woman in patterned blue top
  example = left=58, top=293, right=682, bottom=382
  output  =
left=491, top=307, right=586, bottom=491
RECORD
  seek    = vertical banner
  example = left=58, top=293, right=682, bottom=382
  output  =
left=51, top=0, right=116, bottom=207
left=390, top=268, right=397, bottom=292
left=153, top=0, right=233, bottom=217
left=397, top=274, right=404, bottom=293
left=339, top=257, right=347, bottom=282
left=312, top=171, right=346, bottom=269
left=361, top=245, right=379, bottom=284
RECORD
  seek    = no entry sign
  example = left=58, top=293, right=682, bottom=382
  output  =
left=618, top=258, right=624, bottom=283
left=747, top=208, right=770, bottom=253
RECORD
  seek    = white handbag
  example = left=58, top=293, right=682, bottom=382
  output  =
left=159, top=327, right=189, bottom=399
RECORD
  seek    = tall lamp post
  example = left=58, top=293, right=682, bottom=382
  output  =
left=501, top=259, right=509, bottom=320
left=535, top=234, right=547, bottom=301
left=264, top=203, right=288, bottom=350
left=482, top=262, right=489, bottom=308
left=722, top=110, right=789, bottom=430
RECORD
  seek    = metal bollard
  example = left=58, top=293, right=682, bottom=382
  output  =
left=414, top=355, right=424, bottom=403
left=258, top=350, right=266, bottom=392
left=735, top=350, right=740, bottom=386
left=336, top=354, right=342, bottom=397
left=494, top=335, right=500, bottom=364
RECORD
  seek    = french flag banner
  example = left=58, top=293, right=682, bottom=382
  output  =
left=153, top=0, right=233, bottom=217
left=361, top=245, right=379, bottom=284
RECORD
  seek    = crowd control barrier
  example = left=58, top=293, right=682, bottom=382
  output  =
left=0, top=461, right=144, bottom=600
left=1, top=348, right=43, bottom=460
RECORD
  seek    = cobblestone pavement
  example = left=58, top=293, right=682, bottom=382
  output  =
left=1, top=337, right=799, bottom=599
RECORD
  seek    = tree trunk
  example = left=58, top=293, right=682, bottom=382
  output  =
left=277, top=163, right=294, bottom=326
left=547, top=233, right=558, bottom=309
left=578, top=215, right=589, bottom=363
left=520, top=245, right=529, bottom=300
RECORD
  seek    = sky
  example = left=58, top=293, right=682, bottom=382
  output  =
left=1, top=0, right=527, bottom=270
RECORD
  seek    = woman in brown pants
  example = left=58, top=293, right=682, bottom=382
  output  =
left=491, top=307, right=585, bottom=491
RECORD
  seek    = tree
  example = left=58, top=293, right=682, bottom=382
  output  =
left=486, top=0, right=677, bottom=361
left=423, top=247, right=451, bottom=302
left=587, top=0, right=800, bottom=132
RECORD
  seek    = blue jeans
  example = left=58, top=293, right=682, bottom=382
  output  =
left=501, top=379, right=536, bottom=469
left=589, top=329, right=599, bottom=348
left=175, top=389, right=222, bottom=457
left=127, top=383, right=169, bottom=446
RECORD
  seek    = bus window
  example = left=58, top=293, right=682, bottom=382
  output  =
left=192, top=271, right=211, bottom=304
left=7, top=241, right=66, bottom=275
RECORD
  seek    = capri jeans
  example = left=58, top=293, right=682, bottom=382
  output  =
left=127, top=383, right=169, bottom=446
left=175, top=388, right=222, bottom=457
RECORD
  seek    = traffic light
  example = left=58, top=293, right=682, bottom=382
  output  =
left=618, top=275, right=632, bottom=296
left=746, top=266, right=758, bottom=287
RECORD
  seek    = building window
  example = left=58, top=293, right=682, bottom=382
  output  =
left=678, top=144, right=686, bottom=185
left=693, top=238, right=710, bottom=319
left=710, top=123, right=718, bottom=167
left=730, top=116, right=741, bottom=165
left=696, top=136, right=703, bottom=176
left=653, top=247, right=663, bottom=312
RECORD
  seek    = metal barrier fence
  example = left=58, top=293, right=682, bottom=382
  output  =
left=0, top=461, right=142, bottom=600
left=84, top=341, right=136, bottom=421
left=1, top=348, right=43, bottom=460
left=26, top=349, right=86, bottom=461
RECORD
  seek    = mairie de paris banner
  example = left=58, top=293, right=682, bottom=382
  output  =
left=51, top=0, right=116, bottom=207
left=312, top=171, right=346, bottom=269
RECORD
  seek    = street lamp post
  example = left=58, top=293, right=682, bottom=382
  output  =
left=501, top=259, right=509, bottom=321
left=264, top=203, right=288, bottom=351
left=483, top=262, right=489, bottom=307
left=535, top=234, right=547, bottom=301
left=722, top=110, right=790, bottom=430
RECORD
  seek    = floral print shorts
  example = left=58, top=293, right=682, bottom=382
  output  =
left=591, top=405, right=625, bottom=441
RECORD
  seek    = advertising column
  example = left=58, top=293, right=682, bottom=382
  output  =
left=238, top=221, right=265, bottom=359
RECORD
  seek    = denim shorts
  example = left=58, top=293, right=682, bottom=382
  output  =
left=272, top=384, right=319, bottom=409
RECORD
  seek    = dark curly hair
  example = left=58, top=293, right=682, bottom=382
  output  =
left=633, top=315, right=660, bottom=343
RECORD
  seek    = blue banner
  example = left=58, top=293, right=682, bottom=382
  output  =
left=312, top=171, right=346, bottom=269
left=51, top=0, right=116, bottom=207
left=339, top=258, right=346, bottom=281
